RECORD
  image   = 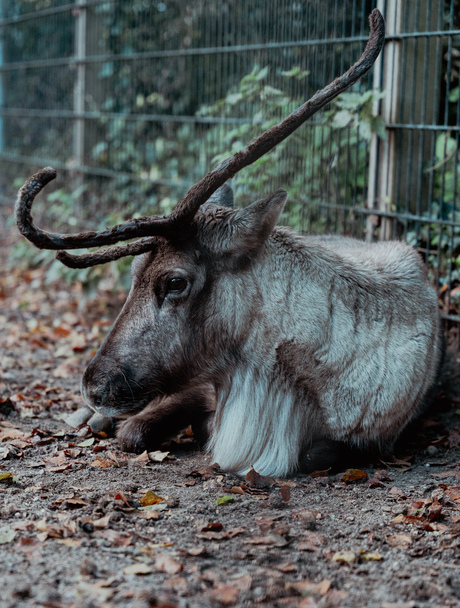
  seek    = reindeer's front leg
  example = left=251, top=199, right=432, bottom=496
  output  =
left=116, top=383, right=216, bottom=453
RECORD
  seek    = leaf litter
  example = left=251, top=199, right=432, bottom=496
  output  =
left=0, top=262, right=460, bottom=607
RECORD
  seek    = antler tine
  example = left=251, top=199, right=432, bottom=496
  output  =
left=16, top=9, right=384, bottom=269
left=15, top=167, right=177, bottom=251
left=55, top=238, right=158, bottom=268
left=170, top=8, right=385, bottom=224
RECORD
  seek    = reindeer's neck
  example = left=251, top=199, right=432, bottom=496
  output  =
left=208, top=365, right=305, bottom=478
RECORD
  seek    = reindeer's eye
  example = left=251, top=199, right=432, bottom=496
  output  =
left=166, top=277, right=188, bottom=294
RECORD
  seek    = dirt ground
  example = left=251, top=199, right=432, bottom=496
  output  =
left=1, top=250, right=460, bottom=608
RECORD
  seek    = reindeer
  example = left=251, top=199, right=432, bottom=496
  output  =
left=15, top=11, right=444, bottom=477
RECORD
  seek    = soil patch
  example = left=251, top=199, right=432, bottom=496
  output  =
left=1, top=259, right=460, bottom=608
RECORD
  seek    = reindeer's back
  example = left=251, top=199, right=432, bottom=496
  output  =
left=268, top=229, right=443, bottom=448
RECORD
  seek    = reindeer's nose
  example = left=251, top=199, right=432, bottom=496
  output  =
left=81, top=381, right=108, bottom=412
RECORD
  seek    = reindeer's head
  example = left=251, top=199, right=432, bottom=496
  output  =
left=15, top=11, right=385, bottom=419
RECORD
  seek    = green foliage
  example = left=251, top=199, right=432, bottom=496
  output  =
left=197, top=65, right=385, bottom=231
left=406, top=129, right=460, bottom=286
left=10, top=63, right=385, bottom=295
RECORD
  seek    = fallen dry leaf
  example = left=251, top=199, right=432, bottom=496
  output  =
left=154, top=553, right=183, bottom=574
left=381, top=458, right=412, bottom=472
left=164, top=576, right=188, bottom=591
left=245, top=465, right=276, bottom=488
left=188, top=463, right=221, bottom=479
left=279, top=484, right=291, bottom=502
left=94, top=529, right=132, bottom=546
left=208, top=584, right=239, bottom=605
left=52, top=495, right=88, bottom=510
left=148, top=450, right=171, bottom=462
left=244, top=534, right=290, bottom=547
left=288, top=578, right=331, bottom=596
left=361, top=551, right=382, bottom=561
left=124, top=563, right=152, bottom=575
left=341, top=469, right=368, bottom=483
left=0, top=471, right=14, bottom=482
left=140, top=491, right=165, bottom=506
left=332, top=551, right=356, bottom=564
left=386, top=533, right=413, bottom=548
left=0, top=527, right=16, bottom=545
left=297, top=531, right=325, bottom=552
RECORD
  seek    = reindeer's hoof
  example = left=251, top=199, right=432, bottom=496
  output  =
left=88, top=412, right=114, bottom=434
left=65, top=407, right=115, bottom=435
left=116, top=418, right=149, bottom=453
left=65, top=406, right=93, bottom=429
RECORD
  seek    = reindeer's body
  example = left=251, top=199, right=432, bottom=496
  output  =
left=15, top=11, right=442, bottom=478
left=91, top=205, right=442, bottom=478
left=207, top=227, right=442, bottom=476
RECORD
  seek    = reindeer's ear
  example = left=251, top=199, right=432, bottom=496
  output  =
left=205, top=183, right=234, bottom=209
left=223, top=189, right=287, bottom=255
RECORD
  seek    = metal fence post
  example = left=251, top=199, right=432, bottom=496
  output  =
left=73, top=0, right=86, bottom=178
left=366, top=0, right=402, bottom=242
left=0, top=2, right=4, bottom=156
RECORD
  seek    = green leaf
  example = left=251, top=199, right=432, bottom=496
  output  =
left=331, top=109, right=353, bottom=129
left=0, top=472, right=14, bottom=482
left=255, top=65, right=269, bottom=81
left=0, top=527, right=16, bottom=545
left=216, top=494, right=234, bottom=506
left=77, top=438, right=95, bottom=447
left=225, top=92, right=243, bottom=105
left=449, top=87, right=459, bottom=104
left=281, top=66, right=310, bottom=80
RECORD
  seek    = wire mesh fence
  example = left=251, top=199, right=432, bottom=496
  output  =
left=0, top=0, right=459, bottom=329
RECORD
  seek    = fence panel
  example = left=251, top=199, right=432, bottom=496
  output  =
left=0, top=0, right=459, bottom=330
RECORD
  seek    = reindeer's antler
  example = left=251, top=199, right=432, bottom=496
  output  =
left=15, top=9, right=385, bottom=269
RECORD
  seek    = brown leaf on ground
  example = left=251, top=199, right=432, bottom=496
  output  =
left=130, top=450, right=150, bottom=464
left=391, top=514, right=436, bottom=531
left=35, top=517, right=77, bottom=540
left=91, top=457, right=118, bottom=468
left=381, top=458, right=412, bottom=471
left=386, top=533, right=413, bottom=548
left=187, top=545, right=207, bottom=556
left=52, top=495, right=88, bottom=510
left=297, top=531, right=325, bottom=552
left=288, top=579, right=331, bottom=596
left=331, top=550, right=356, bottom=564
left=341, top=469, right=368, bottom=483
left=245, top=465, right=276, bottom=488
left=154, top=553, right=183, bottom=574
left=208, top=584, right=239, bottom=605
left=368, top=469, right=393, bottom=487
left=243, top=534, right=290, bottom=547
left=124, top=563, right=152, bottom=575
left=445, top=486, right=460, bottom=505
left=94, top=529, right=132, bottom=546
left=309, top=469, right=330, bottom=478
left=148, top=450, right=171, bottom=462
left=427, top=497, right=443, bottom=521
left=0, top=423, right=30, bottom=444
left=446, top=428, right=460, bottom=448
left=388, top=487, right=406, bottom=499
left=199, top=522, right=223, bottom=532
left=113, top=492, right=131, bottom=507
left=229, top=484, right=268, bottom=496
left=188, top=463, right=221, bottom=479
left=90, top=515, right=111, bottom=529
left=164, top=576, right=188, bottom=591
left=279, top=484, right=291, bottom=502
left=139, top=490, right=164, bottom=506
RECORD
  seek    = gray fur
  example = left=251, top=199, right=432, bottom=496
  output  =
left=81, top=189, right=443, bottom=478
